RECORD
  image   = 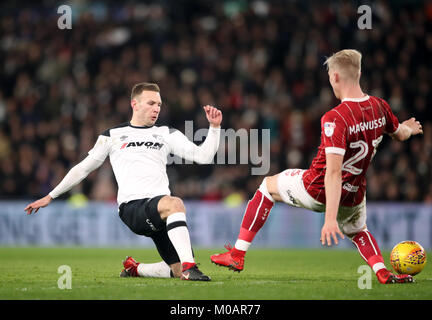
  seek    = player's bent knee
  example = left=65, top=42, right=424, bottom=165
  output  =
left=344, top=224, right=367, bottom=239
left=158, top=196, right=186, bottom=220
left=263, top=174, right=282, bottom=202
left=165, top=196, right=186, bottom=213
left=170, top=197, right=186, bottom=212
left=264, top=175, right=277, bottom=193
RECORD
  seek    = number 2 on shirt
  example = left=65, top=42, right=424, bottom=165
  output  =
left=342, top=136, right=383, bottom=175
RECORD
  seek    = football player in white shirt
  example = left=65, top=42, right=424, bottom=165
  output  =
left=25, top=82, right=222, bottom=281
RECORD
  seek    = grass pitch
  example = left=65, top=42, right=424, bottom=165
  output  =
left=0, top=247, right=431, bottom=300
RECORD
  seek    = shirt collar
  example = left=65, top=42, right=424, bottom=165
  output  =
left=341, top=95, right=370, bottom=103
left=128, top=122, right=153, bottom=129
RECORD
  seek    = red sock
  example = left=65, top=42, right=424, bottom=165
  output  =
left=233, top=190, right=274, bottom=256
left=181, top=262, right=196, bottom=272
left=352, top=230, right=387, bottom=274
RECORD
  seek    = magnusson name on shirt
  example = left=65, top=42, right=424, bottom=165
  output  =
left=349, top=116, right=386, bottom=135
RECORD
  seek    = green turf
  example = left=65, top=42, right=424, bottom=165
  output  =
left=0, top=247, right=431, bottom=300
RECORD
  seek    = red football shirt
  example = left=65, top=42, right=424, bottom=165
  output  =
left=302, top=95, right=400, bottom=207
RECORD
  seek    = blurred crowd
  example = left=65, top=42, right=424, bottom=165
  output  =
left=0, top=0, right=431, bottom=203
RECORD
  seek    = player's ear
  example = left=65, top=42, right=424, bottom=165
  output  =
left=131, top=98, right=137, bottom=110
left=329, top=71, right=336, bottom=84
left=334, top=72, right=340, bottom=83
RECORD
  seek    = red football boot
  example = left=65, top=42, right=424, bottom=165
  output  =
left=210, top=244, right=245, bottom=272
left=120, top=256, right=140, bottom=277
left=376, top=269, right=414, bottom=284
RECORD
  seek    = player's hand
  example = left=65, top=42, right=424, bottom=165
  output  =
left=402, top=117, right=423, bottom=136
left=320, top=220, right=345, bottom=246
left=24, top=195, right=52, bottom=215
left=203, top=105, right=222, bottom=128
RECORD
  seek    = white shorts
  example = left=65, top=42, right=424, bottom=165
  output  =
left=277, top=169, right=367, bottom=236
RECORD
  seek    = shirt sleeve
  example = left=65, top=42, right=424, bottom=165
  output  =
left=49, top=135, right=111, bottom=199
left=380, top=99, right=400, bottom=134
left=88, top=134, right=112, bottom=161
left=48, top=155, right=104, bottom=199
left=321, top=111, right=347, bottom=156
left=167, top=126, right=220, bottom=164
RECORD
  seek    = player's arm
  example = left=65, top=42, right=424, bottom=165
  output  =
left=380, top=99, right=423, bottom=141
left=389, top=117, right=423, bottom=141
left=321, top=153, right=345, bottom=246
left=169, top=105, right=222, bottom=164
left=24, top=155, right=104, bottom=215
left=24, top=134, right=111, bottom=215
left=203, top=105, right=223, bottom=129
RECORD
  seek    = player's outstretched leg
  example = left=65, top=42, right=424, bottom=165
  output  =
left=161, top=196, right=211, bottom=281
left=351, top=229, right=414, bottom=284
left=211, top=177, right=276, bottom=272
left=166, top=212, right=210, bottom=281
left=120, top=256, right=173, bottom=278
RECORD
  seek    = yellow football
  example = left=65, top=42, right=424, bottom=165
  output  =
left=390, top=241, right=427, bottom=275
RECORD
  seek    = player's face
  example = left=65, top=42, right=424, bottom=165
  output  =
left=132, top=91, right=162, bottom=126
left=328, top=69, right=341, bottom=100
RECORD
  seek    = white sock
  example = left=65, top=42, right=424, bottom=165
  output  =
left=166, top=212, right=195, bottom=265
left=137, top=261, right=172, bottom=278
left=234, top=239, right=251, bottom=251
left=372, top=263, right=386, bottom=274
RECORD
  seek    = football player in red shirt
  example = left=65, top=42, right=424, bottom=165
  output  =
left=211, top=49, right=423, bottom=284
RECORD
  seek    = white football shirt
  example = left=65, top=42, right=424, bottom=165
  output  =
left=87, top=122, right=220, bottom=205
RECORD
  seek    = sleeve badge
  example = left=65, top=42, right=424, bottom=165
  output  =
left=324, top=122, right=336, bottom=137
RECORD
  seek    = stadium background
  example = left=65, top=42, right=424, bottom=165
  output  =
left=0, top=0, right=431, bottom=250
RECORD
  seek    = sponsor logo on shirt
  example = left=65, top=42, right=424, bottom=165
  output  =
left=120, top=141, right=164, bottom=150
left=343, top=183, right=359, bottom=193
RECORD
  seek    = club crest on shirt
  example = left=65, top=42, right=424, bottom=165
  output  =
left=152, top=134, right=164, bottom=141
left=324, top=122, right=336, bottom=137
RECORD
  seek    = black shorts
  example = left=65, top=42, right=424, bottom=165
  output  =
left=119, top=196, right=180, bottom=265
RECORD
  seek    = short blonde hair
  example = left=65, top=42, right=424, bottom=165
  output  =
left=324, top=49, right=362, bottom=81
